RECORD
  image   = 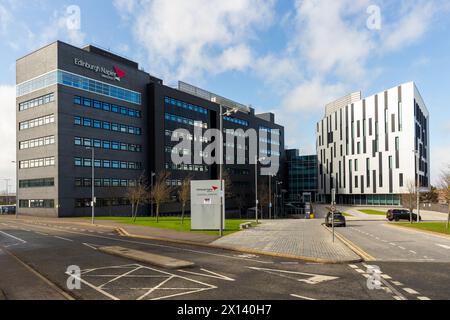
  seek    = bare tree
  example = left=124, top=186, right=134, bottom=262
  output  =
left=440, top=164, right=450, bottom=229
left=178, top=175, right=192, bottom=224
left=150, top=171, right=173, bottom=223
left=235, top=193, right=246, bottom=219
left=401, top=180, right=416, bottom=223
left=126, top=173, right=148, bottom=222
left=222, top=170, right=234, bottom=200
left=258, top=179, right=270, bottom=219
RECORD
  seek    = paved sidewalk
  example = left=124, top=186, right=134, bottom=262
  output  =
left=212, top=219, right=360, bottom=263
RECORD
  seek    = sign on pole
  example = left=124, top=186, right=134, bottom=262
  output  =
left=191, top=180, right=224, bottom=230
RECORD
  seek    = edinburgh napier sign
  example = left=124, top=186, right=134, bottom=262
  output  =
left=74, top=58, right=126, bottom=82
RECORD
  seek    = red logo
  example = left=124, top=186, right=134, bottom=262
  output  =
left=212, top=186, right=219, bottom=191
left=114, top=66, right=126, bottom=80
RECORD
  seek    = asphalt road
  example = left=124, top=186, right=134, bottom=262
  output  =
left=336, top=220, right=450, bottom=262
left=0, top=217, right=449, bottom=300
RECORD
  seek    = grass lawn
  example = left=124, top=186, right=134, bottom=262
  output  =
left=397, top=222, right=450, bottom=235
left=91, top=216, right=256, bottom=236
left=359, top=209, right=386, bottom=216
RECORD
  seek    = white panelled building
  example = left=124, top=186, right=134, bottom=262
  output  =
left=316, top=82, right=430, bottom=205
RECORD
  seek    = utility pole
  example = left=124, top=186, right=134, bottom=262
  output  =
left=415, top=150, right=420, bottom=223
left=269, top=175, right=272, bottom=220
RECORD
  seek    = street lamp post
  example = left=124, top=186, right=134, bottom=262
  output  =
left=254, top=156, right=266, bottom=224
left=150, top=171, right=156, bottom=217
left=219, top=105, right=238, bottom=236
left=87, top=147, right=95, bottom=225
left=11, top=161, right=17, bottom=219
left=414, top=150, right=420, bottom=223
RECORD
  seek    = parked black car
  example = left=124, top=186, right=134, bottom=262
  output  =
left=325, top=211, right=346, bottom=227
left=386, top=209, right=422, bottom=222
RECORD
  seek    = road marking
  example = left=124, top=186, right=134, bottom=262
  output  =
left=348, top=264, right=359, bottom=269
left=0, top=230, right=27, bottom=244
left=409, top=250, right=417, bottom=254
left=280, top=262, right=299, bottom=265
left=393, top=296, right=402, bottom=300
left=381, top=274, right=392, bottom=279
left=403, top=288, right=419, bottom=295
left=2, top=220, right=275, bottom=265
left=35, top=232, right=49, bottom=236
left=54, top=236, right=73, bottom=242
left=389, top=243, right=396, bottom=246
left=354, top=268, right=365, bottom=274
left=82, top=243, right=98, bottom=250
left=398, top=246, right=406, bottom=250
left=177, top=268, right=235, bottom=282
left=436, top=244, right=450, bottom=250
left=391, top=281, right=403, bottom=286
left=291, top=294, right=316, bottom=300
left=418, top=296, right=431, bottom=300
left=247, top=266, right=339, bottom=285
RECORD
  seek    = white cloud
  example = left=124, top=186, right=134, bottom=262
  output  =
left=115, top=0, right=276, bottom=82
left=282, top=79, right=346, bottom=113
left=0, top=85, right=16, bottom=192
left=0, top=3, right=12, bottom=33
left=382, top=1, right=438, bottom=52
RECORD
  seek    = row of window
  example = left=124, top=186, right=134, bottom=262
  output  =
left=20, top=135, right=55, bottom=150
left=19, top=93, right=55, bottom=111
left=165, top=162, right=209, bottom=172
left=164, top=96, right=208, bottom=115
left=74, top=96, right=142, bottom=118
left=165, top=129, right=210, bottom=143
left=19, top=178, right=55, bottom=188
left=75, top=178, right=137, bottom=188
left=74, top=137, right=142, bottom=153
left=19, top=199, right=55, bottom=208
left=260, top=126, right=280, bottom=136
left=224, top=116, right=249, bottom=127
left=165, top=113, right=208, bottom=128
left=74, top=157, right=142, bottom=170
left=17, top=70, right=141, bottom=105
left=19, top=114, right=55, bottom=131
left=75, top=198, right=130, bottom=208
left=19, top=157, right=55, bottom=169
left=74, top=116, right=142, bottom=135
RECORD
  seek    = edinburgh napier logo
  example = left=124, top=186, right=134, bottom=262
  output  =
left=74, top=58, right=126, bottom=82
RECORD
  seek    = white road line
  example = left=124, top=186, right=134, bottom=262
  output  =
left=381, top=274, right=392, bottom=279
left=403, top=288, right=419, bottom=295
left=348, top=264, right=358, bottom=269
left=391, top=281, right=403, bottom=286
left=418, top=296, right=431, bottom=300
left=82, top=243, right=98, bottom=250
left=393, top=296, right=402, bottom=300
left=291, top=294, right=316, bottom=300
left=398, top=246, right=406, bottom=250
left=177, top=268, right=235, bottom=282
left=409, top=250, right=417, bottom=254
left=54, top=236, right=73, bottom=242
left=390, top=243, right=396, bottom=246
left=3, top=220, right=275, bottom=265
left=436, top=244, right=450, bottom=250
left=354, top=268, right=365, bottom=274
left=35, top=232, right=49, bottom=236
left=0, top=230, right=27, bottom=244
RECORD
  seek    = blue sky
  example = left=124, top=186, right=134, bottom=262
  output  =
left=1, top=0, right=450, bottom=191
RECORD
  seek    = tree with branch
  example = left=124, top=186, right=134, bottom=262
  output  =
left=440, top=164, right=450, bottom=229
left=178, top=175, right=192, bottom=224
left=126, top=173, right=148, bottom=222
left=401, top=180, right=416, bottom=223
left=150, top=171, right=173, bottom=223
left=258, top=179, right=270, bottom=219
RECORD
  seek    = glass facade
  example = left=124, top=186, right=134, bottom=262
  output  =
left=286, top=150, right=318, bottom=202
left=74, top=95, right=142, bottom=118
left=17, top=70, right=141, bottom=105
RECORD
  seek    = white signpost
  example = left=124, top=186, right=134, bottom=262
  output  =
left=191, top=180, right=225, bottom=231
